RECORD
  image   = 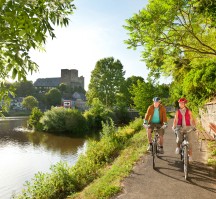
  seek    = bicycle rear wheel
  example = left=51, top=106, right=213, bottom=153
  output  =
left=183, top=146, right=189, bottom=180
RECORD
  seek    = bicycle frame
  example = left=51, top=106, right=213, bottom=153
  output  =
left=152, top=127, right=160, bottom=169
left=178, top=128, right=193, bottom=180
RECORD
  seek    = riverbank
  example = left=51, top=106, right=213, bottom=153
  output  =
left=14, top=118, right=145, bottom=198
left=68, top=127, right=147, bottom=199
left=0, top=116, right=86, bottom=199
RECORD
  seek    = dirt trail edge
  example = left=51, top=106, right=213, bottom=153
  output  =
left=113, top=119, right=216, bottom=199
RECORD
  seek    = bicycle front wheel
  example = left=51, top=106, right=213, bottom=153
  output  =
left=183, top=145, right=189, bottom=180
left=152, top=141, right=157, bottom=169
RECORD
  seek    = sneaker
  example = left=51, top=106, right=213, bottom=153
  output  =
left=147, top=144, right=152, bottom=152
left=175, top=147, right=180, bottom=154
left=158, top=147, right=164, bottom=154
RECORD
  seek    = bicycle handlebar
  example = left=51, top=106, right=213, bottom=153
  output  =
left=143, top=124, right=168, bottom=129
left=173, top=127, right=196, bottom=133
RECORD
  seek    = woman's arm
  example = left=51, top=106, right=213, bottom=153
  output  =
left=189, top=110, right=196, bottom=127
left=172, top=111, right=178, bottom=128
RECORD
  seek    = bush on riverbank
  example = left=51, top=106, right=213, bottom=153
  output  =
left=40, top=107, right=88, bottom=136
left=27, top=107, right=44, bottom=131
left=28, top=101, right=131, bottom=137
left=15, top=117, right=144, bottom=199
left=83, top=98, right=115, bottom=130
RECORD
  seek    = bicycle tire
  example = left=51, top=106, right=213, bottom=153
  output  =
left=180, top=148, right=183, bottom=161
left=183, top=145, right=189, bottom=180
left=152, top=140, right=157, bottom=169
left=156, top=136, right=160, bottom=156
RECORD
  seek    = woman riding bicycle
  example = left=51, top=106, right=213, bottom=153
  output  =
left=172, top=98, right=196, bottom=161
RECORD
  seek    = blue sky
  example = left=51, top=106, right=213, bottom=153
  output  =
left=28, top=0, right=171, bottom=90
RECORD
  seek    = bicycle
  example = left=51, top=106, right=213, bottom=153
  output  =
left=144, top=123, right=167, bottom=169
left=175, top=128, right=195, bottom=180
left=152, top=127, right=160, bottom=169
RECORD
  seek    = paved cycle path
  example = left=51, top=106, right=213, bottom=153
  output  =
left=113, top=119, right=216, bottom=199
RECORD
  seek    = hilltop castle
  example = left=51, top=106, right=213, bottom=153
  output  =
left=34, top=69, right=84, bottom=90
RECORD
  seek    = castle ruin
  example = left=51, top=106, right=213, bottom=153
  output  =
left=61, top=69, right=84, bottom=89
left=34, top=69, right=84, bottom=90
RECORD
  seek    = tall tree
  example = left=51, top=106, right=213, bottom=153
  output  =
left=130, top=78, right=170, bottom=116
left=0, top=0, right=76, bottom=108
left=87, top=57, right=125, bottom=107
left=130, top=79, right=155, bottom=116
left=123, top=76, right=144, bottom=108
left=124, top=0, right=216, bottom=77
left=124, top=0, right=216, bottom=112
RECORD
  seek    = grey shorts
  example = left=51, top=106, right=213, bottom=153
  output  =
left=175, top=126, right=193, bottom=149
left=148, top=123, right=164, bottom=135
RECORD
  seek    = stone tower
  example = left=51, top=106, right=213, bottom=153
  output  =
left=60, top=69, right=84, bottom=89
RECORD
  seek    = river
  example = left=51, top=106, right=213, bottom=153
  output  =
left=0, top=116, right=87, bottom=199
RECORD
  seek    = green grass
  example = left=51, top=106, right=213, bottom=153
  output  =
left=68, top=129, right=147, bottom=199
left=207, top=141, right=216, bottom=170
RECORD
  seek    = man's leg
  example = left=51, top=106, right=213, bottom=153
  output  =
left=159, top=134, right=163, bottom=146
left=158, top=127, right=164, bottom=154
left=147, top=128, right=152, bottom=143
left=146, top=127, right=153, bottom=151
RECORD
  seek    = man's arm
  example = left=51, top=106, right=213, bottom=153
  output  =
left=163, top=106, right=168, bottom=123
left=144, top=106, right=151, bottom=122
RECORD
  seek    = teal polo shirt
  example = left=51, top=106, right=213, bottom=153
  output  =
left=151, top=108, right=160, bottom=124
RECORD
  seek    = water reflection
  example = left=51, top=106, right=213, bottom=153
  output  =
left=0, top=117, right=87, bottom=199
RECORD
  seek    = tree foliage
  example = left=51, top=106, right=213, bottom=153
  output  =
left=40, top=107, right=88, bottom=136
left=22, top=95, right=39, bottom=110
left=130, top=79, right=153, bottom=116
left=124, top=0, right=216, bottom=78
left=14, top=80, right=36, bottom=97
left=123, top=76, right=144, bottom=108
left=27, top=107, right=44, bottom=131
left=130, top=78, right=170, bottom=116
left=0, top=0, right=76, bottom=109
left=83, top=98, right=114, bottom=130
left=194, top=0, right=216, bottom=26
left=45, top=88, right=62, bottom=108
left=87, top=57, right=125, bottom=107
left=173, top=59, right=216, bottom=113
left=124, top=0, right=216, bottom=111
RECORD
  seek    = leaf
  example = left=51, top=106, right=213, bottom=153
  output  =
left=12, top=68, right=17, bottom=79
left=19, top=30, right=26, bottom=37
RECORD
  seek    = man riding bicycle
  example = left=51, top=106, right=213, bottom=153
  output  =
left=172, top=98, right=196, bottom=161
left=143, top=97, right=168, bottom=154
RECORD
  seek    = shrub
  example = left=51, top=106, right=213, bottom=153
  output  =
left=83, top=99, right=114, bottom=130
left=27, top=107, right=44, bottom=131
left=16, top=162, right=75, bottom=199
left=127, top=117, right=143, bottom=132
left=40, top=107, right=88, bottom=136
left=113, top=106, right=131, bottom=125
